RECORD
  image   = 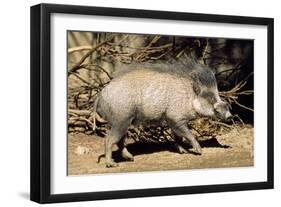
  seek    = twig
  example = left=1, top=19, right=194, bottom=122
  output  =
left=68, top=113, right=95, bottom=128
left=69, top=109, right=91, bottom=116
left=232, top=114, right=245, bottom=126
left=209, top=120, right=234, bottom=129
left=80, top=64, right=113, bottom=80
left=233, top=99, right=254, bottom=112
left=68, top=46, right=94, bottom=54
left=219, top=73, right=254, bottom=112
left=68, top=35, right=114, bottom=74
left=69, top=72, right=92, bottom=86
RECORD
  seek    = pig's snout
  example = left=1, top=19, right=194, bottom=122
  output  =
left=214, top=102, right=232, bottom=121
left=224, top=110, right=233, bottom=121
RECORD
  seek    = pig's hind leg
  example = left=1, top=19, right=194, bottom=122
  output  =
left=105, top=126, right=129, bottom=167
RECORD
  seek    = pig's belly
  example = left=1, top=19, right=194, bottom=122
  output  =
left=132, top=111, right=168, bottom=127
left=137, top=86, right=169, bottom=121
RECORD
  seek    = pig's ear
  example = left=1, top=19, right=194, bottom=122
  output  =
left=192, top=83, right=201, bottom=95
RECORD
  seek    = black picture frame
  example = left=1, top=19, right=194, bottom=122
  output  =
left=30, top=3, right=274, bottom=204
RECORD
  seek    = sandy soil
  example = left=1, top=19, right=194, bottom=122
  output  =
left=67, top=126, right=253, bottom=175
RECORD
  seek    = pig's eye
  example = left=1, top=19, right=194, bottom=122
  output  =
left=201, top=91, right=216, bottom=104
left=210, top=97, right=216, bottom=104
left=208, top=94, right=216, bottom=104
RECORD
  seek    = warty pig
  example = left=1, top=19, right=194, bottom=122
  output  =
left=93, top=60, right=232, bottom=167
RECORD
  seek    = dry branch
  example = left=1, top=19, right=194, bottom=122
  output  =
left=68, top=46, right=94, bottom=54
left=219, top=77, right=254, bottom=112
left=68, top=108, right=108, bottom=135
left=68, top=35, right=114, bottom=74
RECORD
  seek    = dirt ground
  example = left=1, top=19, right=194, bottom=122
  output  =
left=67, top=126, right=253, bottom=175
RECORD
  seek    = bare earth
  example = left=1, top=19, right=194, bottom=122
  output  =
left=68, top=126, right=253, bottom=175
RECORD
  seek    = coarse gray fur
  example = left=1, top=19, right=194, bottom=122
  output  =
left=114, top=60, right=217, bottom=88
left=95, top=60, right=232, bottom=167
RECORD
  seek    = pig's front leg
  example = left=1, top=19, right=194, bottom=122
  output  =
left=171, top=124, right=202, bottom=155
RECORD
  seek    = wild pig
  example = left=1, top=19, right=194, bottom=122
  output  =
left=93, top=60, right=232, bottom=167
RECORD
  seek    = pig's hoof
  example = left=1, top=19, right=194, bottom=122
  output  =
left=176, top=145, right=188, bottom=154
left=122, top=150, right=134, bottom=161
left=192, top=147, right=202, bottom=155
left=106, top=161, right=118, bottom=168
left=123, top=154, right=134, bottom=161
left=179, top=148, right=188, bottom=154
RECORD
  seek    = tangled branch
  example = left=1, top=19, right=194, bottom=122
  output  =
left=219, top=77, right=254, bottom=112
left=67, top=33, right=254, bottom=144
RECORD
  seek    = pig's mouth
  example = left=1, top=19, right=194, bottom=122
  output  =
left=214, top=111, right=233, bottom=122
left=224, top=111, right=233, bottom=121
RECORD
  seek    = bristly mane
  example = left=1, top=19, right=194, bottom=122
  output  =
left=113, top=57, right=217, bottom=87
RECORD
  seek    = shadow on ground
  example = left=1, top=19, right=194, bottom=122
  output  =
left=113, top=137, right=230, bottom=162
